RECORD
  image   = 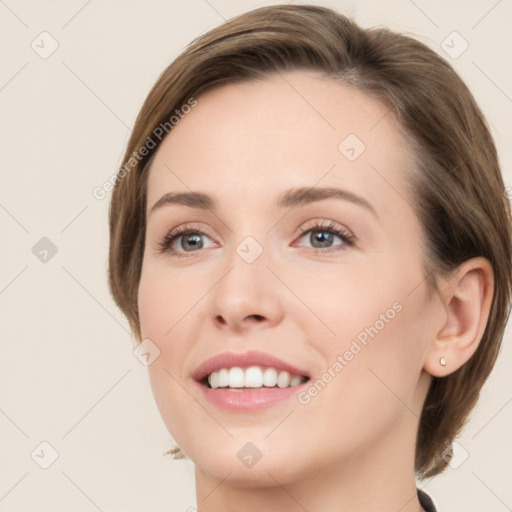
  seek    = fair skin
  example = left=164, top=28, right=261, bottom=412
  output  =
left=137, top=70, right=493, bottom=512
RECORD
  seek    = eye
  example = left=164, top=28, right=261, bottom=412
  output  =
left=294, top=220, right=355, bottom=251
left=158, top=219, right=355, bottom=257
left=158, top=224, right=216, bottom=256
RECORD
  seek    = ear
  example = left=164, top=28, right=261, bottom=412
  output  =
left=424, top=257, right=494, bottom=377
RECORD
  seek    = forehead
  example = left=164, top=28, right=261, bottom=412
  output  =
left=146, top=70, right=413, bottom=220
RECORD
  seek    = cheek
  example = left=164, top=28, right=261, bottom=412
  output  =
left=298, top=256, right=430, bottom=418
left=137, top=266, right=195, bottom=387
left=138, top=263, right=201, bottom=341
left=138, top=267, right=204, bottom=446
left=313, top=283, right=430, bottom=425
left=282, top=262, right=400, bottom=348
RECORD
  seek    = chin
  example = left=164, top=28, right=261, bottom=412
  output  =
left=187, top=437, right=306, bottom=486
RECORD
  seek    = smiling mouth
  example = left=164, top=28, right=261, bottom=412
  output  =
left=200, top=365, right=310, bottom=390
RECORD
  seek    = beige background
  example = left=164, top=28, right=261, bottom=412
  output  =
left=1, top=1, right=511, bottom=510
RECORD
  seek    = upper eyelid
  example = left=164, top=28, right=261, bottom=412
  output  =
left=164, top=219, right=350, bottom=237
left=298, top=218, right=351, bottom=233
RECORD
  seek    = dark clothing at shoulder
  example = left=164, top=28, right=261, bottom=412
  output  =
left=418, top=488, right=437, bottom=512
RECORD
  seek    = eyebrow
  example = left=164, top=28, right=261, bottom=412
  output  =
left=149, top=186, right=378, bottom=218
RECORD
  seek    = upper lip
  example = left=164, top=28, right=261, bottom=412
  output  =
left=192, top=350, right=311, bottom=382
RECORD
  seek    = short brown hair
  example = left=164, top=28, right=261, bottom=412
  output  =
left=108, top=4, right=512, bottom=478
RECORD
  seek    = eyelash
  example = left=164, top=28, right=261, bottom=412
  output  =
left=296, top=220, right=356, bottom=250
left=158, top=223, right=209, bottom=256
left=157, top=220, right=356, bottom=257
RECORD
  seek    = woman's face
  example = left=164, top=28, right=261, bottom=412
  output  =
left=138, top=70, right=441, bottom=485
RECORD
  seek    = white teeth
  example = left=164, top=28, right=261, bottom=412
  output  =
left=208, top=372, right=218, bottom=388
left=245, top=366, right=263, bottom=387
left=218, top=368, right=229, bottom=387
left=262, top=367, right=278, bottom=387
left=206, top=366, right=307, bottom=389
left=228, top=367, right=245, bottom=387
left=289, top=375, right=302, bottom=387
left=277, top=371, right=291, bottom=388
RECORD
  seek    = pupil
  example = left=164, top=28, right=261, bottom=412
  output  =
left=312, top=231, right=333, bottom=248
left=183, top=234, right=203, bottom=251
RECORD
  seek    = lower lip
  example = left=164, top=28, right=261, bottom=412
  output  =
left=194, top=380, right=309, bottom=411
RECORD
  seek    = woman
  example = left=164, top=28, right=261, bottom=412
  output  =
left=108, top=5, right=511, bottom=511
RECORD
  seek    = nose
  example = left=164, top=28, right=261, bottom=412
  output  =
left=209, top=241, right=284, bottom=333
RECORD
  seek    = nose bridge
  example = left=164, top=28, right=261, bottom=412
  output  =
left=209, top=232, right=283, bottom=330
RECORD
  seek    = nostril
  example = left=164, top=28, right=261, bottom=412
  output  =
left=216, top=316, right=227, bottom=325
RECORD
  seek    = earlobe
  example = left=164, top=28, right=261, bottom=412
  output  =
left=424, top=257, right=494, bottom=377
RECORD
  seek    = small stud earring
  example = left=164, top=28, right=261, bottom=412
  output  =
left=439, top=356, right=447, bottom=367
